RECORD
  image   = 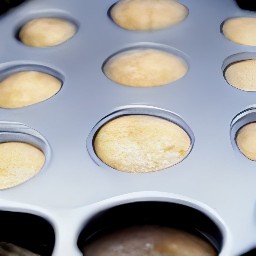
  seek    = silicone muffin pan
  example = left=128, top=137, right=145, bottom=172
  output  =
left=0, top=0, right=256, bottom=255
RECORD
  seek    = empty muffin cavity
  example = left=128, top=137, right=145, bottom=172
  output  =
left=0, top=64, right=63, bottom=108
left=109, top=0, right=188, bottom=31
left=17, top=15, right=77, bottom=48
left=103, top=44, right=188, bottom=87
left=222, top=17, right=256, bottom=46
left=87, top=105, right=194, bottom=173
left=0, top=122, right=50, bottom=189
left=223, top=53, right=256, bottom=91
left=0, top=210, right=55, bottom=255
left=77, top=201, right=224, bottom=255
left=231, top=106, right=256, bottom=161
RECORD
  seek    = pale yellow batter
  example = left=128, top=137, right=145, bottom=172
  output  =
left=0, top=71, right=61, bottom=108
left=224, top=59, right=256, bottom=91
left=0, top=142, right=45, bottom=189
left=104, top=49, right=188, bottom=87
left=222, top=17, right=256, bottom=46
left=236, top=122, right=256, bottom=160
left=94, top=115, right=191, bottom=173
left=111, top=0, right=188, bottom=31
left=19, top=17, right=76, bottom=47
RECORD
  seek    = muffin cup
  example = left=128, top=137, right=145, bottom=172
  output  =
left=0, top=209, right=55, bottom=255
left=0, top=121, right=50, bottom=163
left=0, top=121, right=51, bottom=189
left=102, top=42, right=189, bottom=88
left=77, top=193, right=232, bottom=255
left=87, top=105, right=194, bottom=172
left=230, top=106, right=256, bottom=160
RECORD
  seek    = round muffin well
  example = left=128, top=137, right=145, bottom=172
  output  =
left=103, top=48, right=188, bottom=87
left=0, top=210, right=55, bottom=255
left=110, top=0, right=188, bottom=31
left=0, top=141, right=45, bottom=189
left=78, top=201, right=223, bottom=255
left=224, top=59, right=256, bottom=91
left=236, top=122, right=256, bottom=160
left=19, top=17, right=77, bottom=47
left=222, top=17, right=256, bottom=46
left=93, top=115, right=191, bottom=173
left=0, top=70, right=62, bottom=108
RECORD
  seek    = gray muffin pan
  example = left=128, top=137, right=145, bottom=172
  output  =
left=0, top=0, right=256, bottom=255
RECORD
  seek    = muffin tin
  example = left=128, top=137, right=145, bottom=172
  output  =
left=0, top=0, right=256, bottom=255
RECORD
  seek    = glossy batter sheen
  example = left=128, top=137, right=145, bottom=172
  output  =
left=19, top=17, right=76, bottom=47
left=94, top=115, right=191, bottom=173
left=0, top=71, right=61, bottom=108
left=224, top=59, right=256, bottom=91
left=83, top=225, right=217, bottom=256
left=104, top=49, right=188, bottom=87
left=236, top=122, right=256, bottom=160
left=222, top=17, right=256, bottom=46
left=111, top=0, right=188, bottom=31
left=0, top=142, right=45, bottom=189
